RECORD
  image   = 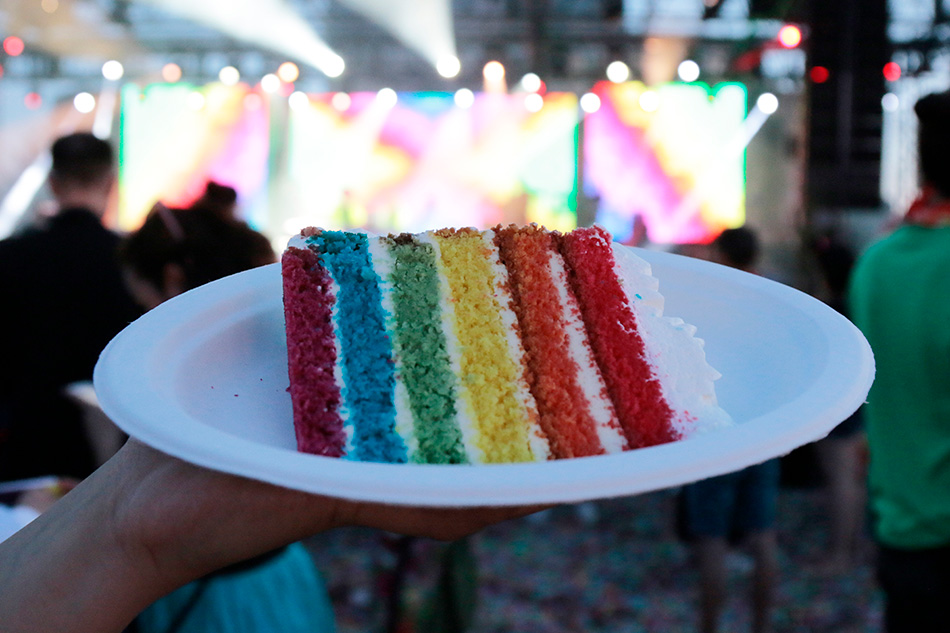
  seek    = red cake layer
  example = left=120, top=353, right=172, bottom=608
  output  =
left=557, top=226, right=676, bottom=448
left=495, top=225, right=609, bottom=458
left=281, top=246, right=347, bottom=457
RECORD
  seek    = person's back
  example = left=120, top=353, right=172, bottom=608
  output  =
left=0, top=133, right=141, bottom=480
left=848, top=89, right=950, bottom=633
left=850, top=224, right=950, bottom=547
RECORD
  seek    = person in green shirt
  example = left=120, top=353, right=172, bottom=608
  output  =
left=848, top=89, right=950, bottom=633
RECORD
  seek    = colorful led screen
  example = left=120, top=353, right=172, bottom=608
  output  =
left=118, top=83, right=271, bottom=231
left=583, top=81, right=747, bottom=244
left=273, top=91, right=579, bottom=240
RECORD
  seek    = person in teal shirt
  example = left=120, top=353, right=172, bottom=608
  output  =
left=848, top=90, right=950, bottom=632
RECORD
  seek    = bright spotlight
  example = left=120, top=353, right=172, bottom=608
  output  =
left=454, top=88, right=475, bottom=109
left=73, top=92, right=96, bottom=114
left=436, top=55, right=461, bottom=78
left=101, top=60, right=124, bottom=81
left=882, top=92, right=900, bottom=112
left=606, top=60, right=630, bottom=83
left=278, top=61, right=300, bottom=83
left=323, top=55, right=345, bottom=78
left=219, top=65, right=241, bottom=86
left=376, top=87, right=398, bottom=108
left=580, top=93, right=601, bottom=113
left=483, top=61, right=505, bottom=82
left=288, top=90, right=309, bottom=110
left=778, top=24, right=802, bottom=48
left=260, top=73, right=281, bottom=93
left=331, top=92, right=351, bottom=111
left=520, top=73, right=542, bottom=93
left=639, top=90, right=659, bottom=112
left=756, top=92, right=779, bottom=114
left=677, top=60, right=700, bottom=82
left=524, top=93, right=544, bottom=113
left=162, top=63, right=182, bottom=83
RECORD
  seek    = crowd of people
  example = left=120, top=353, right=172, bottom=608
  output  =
left=1, top=87, right=949, bottom=632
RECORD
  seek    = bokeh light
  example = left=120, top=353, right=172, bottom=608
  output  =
left=73, top=92, right=96, bottom=114
left=606, top=61, right=630, bottom=83
left=162, top=63, right=182, bottom=83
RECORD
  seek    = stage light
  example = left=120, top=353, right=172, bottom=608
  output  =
left=186, top=91, right=206, bottom=110
left=436, top=55, right=461, bottom=78
left=288, top=90, right=309, bottom=110
left=606, top=60, right=630, bottom=83
left=778, top=24, right=802, bottom=48
left=883, top=62, right=901, bottom=82
left=524, top=93, right=544, bottom=112
left=3, top=36, right=25, bottom=57
left=454, top=88, right=475, bottom=109
left=260, top=73, right=281, bottom=93
left=756, top=92, right=779, bottom=114
left=376, top=87, right=398, bottom=108
left=278, top=61, right=300, bottom=83
left=331, top=92, right=352, bottom=111
left=580, top=92, right=601, bottom=113
left=520, top=73, right=542, bottom=93
left=809, top=66, right=829, bottom=84
left=882, top=93, right=900, bottom=112
left=677, top=60, right=700, bottom=82
left=323, top=55, right=345, bottom=78
left=101, top=60, right=124, bottom=81
left=24, top=92, right=42, bottom=110
left=218, top=66, right=240, bottom=85
left=41, top=0, right=59, bottom=13
left=639, top=90, right=659, bottom=112
left=483, top=61, right=505, bottom=82
left=162, top=63, right=182, bottom=83
left=73, top=92, right=96, bottom=114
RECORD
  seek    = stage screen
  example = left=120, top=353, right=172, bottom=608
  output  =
left=118, top=83, right=271, bottom=232
left=584, top=81, right=747, bottom=244
left=273, top=90, right=579, bottom=241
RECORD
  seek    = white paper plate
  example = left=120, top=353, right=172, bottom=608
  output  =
left=94, top=248, right=874, bottom=507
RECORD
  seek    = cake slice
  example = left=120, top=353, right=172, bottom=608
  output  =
left=281, top=224, right=731, bottom=464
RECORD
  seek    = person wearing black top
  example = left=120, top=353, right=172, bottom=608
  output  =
left=0, top=132, right=141, bottom=480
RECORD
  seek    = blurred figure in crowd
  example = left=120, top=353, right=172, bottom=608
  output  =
left=680, top=226, right=780, bottom=633
left=0, top=132, right=141, bottom=481
left=808, top=231, right=867, bottom=574
left=848, top=90, right=950, bottom=632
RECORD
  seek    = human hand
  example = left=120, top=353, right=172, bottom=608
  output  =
left=111, top=439, right=546, bottom=587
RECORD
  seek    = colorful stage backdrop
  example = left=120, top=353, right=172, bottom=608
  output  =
left=584, top=81, right=747, bottom=244
left=118, top=81, right=747, bottom=246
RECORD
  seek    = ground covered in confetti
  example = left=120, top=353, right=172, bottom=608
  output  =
left=306, top=483, right=882, bottom=633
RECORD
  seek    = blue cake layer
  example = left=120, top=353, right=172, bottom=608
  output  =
left=307, top=231, right=406, bottom=463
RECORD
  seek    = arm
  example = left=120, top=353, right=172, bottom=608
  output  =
left=0, top=439, right=540, bottom=633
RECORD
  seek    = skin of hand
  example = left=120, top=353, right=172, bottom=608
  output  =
left=0, top=439, right=546, bottom=633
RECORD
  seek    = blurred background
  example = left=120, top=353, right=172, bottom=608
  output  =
left=2, top=0, right=941, bottom=268
left=1, top=1, right=941, bottom=631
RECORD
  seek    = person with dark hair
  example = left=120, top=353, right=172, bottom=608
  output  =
left=848, top=90, right=950, bottom=632
left=679, top=226, right=780, bottom=633
left=0, top=132, right=141, bottom=481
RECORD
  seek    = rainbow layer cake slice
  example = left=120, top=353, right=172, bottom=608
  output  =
left=281, top=224, right=731, bottom=464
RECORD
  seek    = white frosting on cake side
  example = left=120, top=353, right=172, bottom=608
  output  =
left=418, top=231, right=485, bottom=464
left=480, top=230, right=552, bottom=462
left=611, top=244, right=733, bottom=436
left=366, top=236, right=419, bottom=460
left=546, top=247, right=628, bottom=453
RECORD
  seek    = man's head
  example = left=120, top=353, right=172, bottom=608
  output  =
left=915, top=90, right=950, bottom=198
left=48, top=132, right=116, bottom=212
left=712, top=226, right=759, bottom=272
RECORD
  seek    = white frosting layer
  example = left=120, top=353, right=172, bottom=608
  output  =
left=546, top=248, right=628, bottom=453
left=480, top=230, right=552, bottom=462
left=611, top=244, right=732, bottom=436
left=418, top=232, right=485, bottom=464
left=366, top=237, right=418, bottom=459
